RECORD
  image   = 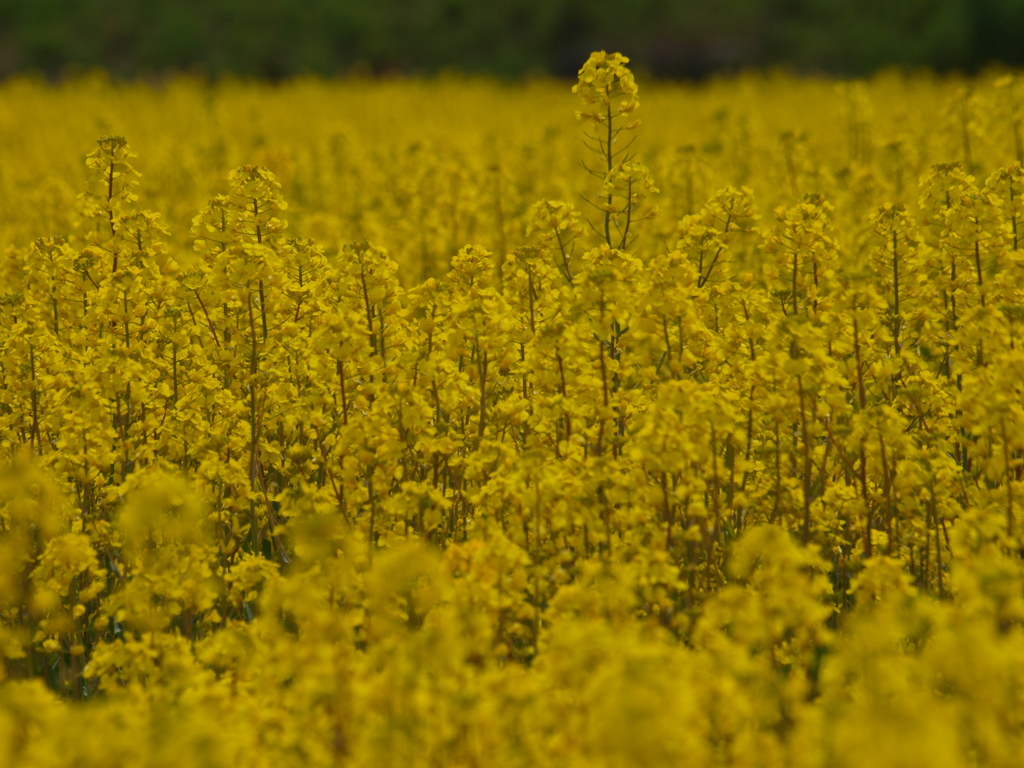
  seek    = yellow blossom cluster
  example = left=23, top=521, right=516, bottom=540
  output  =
left=1, top=53, right=1024, bottom=766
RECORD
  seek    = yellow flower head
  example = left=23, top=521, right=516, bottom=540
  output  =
left=573, top=51, right=640, bottom=125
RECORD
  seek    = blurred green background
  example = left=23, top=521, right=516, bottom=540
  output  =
left=0, top=0, right=1021, bottom=79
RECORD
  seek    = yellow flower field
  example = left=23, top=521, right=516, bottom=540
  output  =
left=2, top=53, right=1024, bottom=766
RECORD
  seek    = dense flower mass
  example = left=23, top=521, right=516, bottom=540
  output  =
left=2, top=53, right=1024, bottom=766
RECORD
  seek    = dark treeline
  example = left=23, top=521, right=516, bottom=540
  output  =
left=0, top=0, right=1021, bottom=80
